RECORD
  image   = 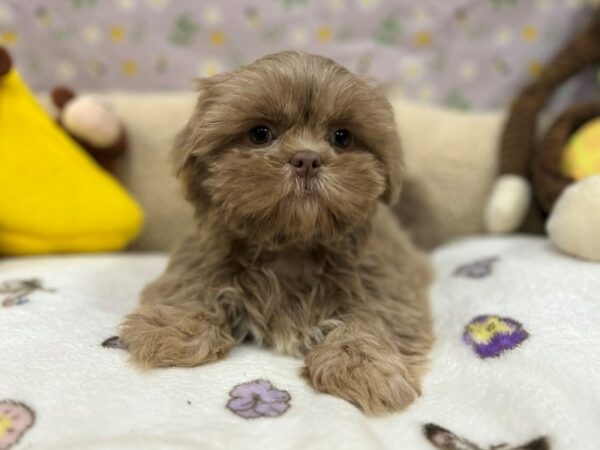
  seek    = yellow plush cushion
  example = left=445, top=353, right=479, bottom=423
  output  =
left=0, top=68, right=143, bottom=255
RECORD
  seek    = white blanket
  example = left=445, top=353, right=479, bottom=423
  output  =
left=1, top=236, right=599, bottom=450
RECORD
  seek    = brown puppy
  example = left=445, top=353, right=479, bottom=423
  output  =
left=120, top=51, right=433, bottom=415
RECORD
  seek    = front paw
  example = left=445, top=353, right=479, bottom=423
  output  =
left=119, top=305, right=234, bottom=368
left=303, top=337, right=419, bottom=415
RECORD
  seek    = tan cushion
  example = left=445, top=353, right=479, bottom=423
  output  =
left=390, top=95, right=506, bottom=248
left=107, top=92, right=196, bottom=251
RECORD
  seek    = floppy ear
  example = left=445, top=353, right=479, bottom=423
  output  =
left=171, top=75, right=229, bottom=177
left=380, top=122, right=404, bottom=205
left=171, top=116, right=197, bottom=178
left=171, top=104, right=209, bottom=207
left=171, top=78, right=215, bottom=177
left=372, top=91, right=404, bottom=205
left=171, top=75, right=230, bottom=208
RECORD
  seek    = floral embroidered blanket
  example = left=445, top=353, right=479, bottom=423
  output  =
left=1, top=236, right=598, bottom=450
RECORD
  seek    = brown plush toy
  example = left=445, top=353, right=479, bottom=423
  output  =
left=1, top=48, right=126, bottom=174
left=485, top=10, right=600, bottom=261
left=0, top=46, right=11, bottom=77
left=51, top=87, right=127, bottom=174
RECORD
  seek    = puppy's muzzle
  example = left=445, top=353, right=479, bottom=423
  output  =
left=289, top=150, right=321, bottom=178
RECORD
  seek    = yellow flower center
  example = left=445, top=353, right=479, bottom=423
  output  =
left=0, top=415, right=13, bottom=437
left=522, top=25, right=537, bottom=42
left=210, top=30, right=226, bottom=46
left=316, top=26, right=332, bottom=43
left=122, top=60, right=138, bottom=76
left=468, top=317, right=513, bottom=344
left=0, top=30, right=18, bottom=45
left=415, top=31, right=432, bottom=48
left=110, top=25, right=125, bottom=42
left=527, top=60, right=543, bottom=77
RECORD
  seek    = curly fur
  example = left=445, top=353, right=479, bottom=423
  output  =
left=120, top=51, right=433, bottom=415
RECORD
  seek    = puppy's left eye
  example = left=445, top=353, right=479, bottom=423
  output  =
left=330, top=129, right=352, bottom=149
left=248, top=125, right=273, bottom=146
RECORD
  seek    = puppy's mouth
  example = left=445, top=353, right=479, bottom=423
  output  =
left=294, top=175, right=321, bottom=194
left=207, top=146, right=383, bottom=246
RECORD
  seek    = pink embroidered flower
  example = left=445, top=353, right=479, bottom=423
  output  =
left=0, top=401, right=35, bottom=450
left=226, top=379, right=290, bottom=419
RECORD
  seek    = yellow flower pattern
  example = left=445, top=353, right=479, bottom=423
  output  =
left=414, top=31, right=432, bottom=48
left=527, top=60, right=543, bottom=77
left=0, top=29, right=17, bottom=45
left=110, top=25, right=126, bottom=42
left=210, top=30, right=226, bottom=46
left=521, top=25, right=538, bottom=42
left=121, top=60, right=138, bottom=76
left=316, top=26, right=332, bottom=43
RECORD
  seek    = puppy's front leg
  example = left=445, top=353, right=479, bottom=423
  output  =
left=120, top=302, right=234, bottom=369
left=303, top=320, right=419, bottom=415
left=120, top=266, right=235, bottom=369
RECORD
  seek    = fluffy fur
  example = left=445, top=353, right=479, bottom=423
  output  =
left=120, top=51, right=433, bottom=415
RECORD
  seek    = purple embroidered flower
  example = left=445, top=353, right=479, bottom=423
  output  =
left=463, top=315, right=529, bottom=359
left=101, top=336, right=128, bottom=350
left=454, top=257, right=499, bottom=278
left=226, top=379, right=290, bottom=419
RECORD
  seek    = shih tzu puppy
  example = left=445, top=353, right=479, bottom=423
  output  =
left=120, top=51, right=433, bottom=415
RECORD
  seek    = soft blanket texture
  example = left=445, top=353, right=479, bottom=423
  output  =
left=1, top=236, right=598, bottom=450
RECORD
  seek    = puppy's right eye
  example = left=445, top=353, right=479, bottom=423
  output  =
left=248, top=125, right=273, bottom=146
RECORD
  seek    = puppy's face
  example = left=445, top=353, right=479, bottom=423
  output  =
left=175, top=52, right=403, bottom=247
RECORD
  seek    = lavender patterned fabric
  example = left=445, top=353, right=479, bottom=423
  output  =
left=0, top=0, right=597, bottom=109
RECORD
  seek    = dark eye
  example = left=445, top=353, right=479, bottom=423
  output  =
left=331, top=129, right=352, bottom=149
left=248, top=125, right=273, bottom=146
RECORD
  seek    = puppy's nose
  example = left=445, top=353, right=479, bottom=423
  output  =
left=289, top=150, right=322, bottom=177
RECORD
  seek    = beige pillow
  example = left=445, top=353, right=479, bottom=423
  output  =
left=390, top=95, right=506, bottom=248
left=106, top=92, right=196, bottom=251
